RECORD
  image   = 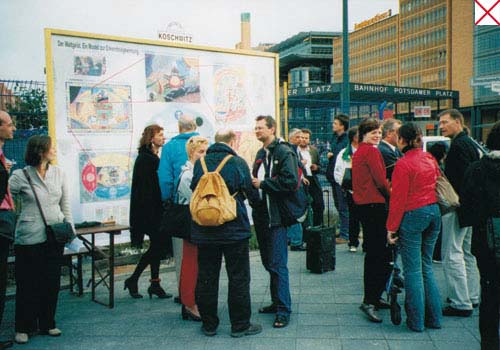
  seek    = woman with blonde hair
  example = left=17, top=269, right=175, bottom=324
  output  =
left=125, top=124, right=172, bottom=299
left=174, top=135, right=208, bottom=321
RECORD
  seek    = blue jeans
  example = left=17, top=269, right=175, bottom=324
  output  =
left=399, top=204, right=442, bottom=332
left=269, top=226, right=291, bottom=316
left=287, top=223, right=303, bottom=247
left=335, top=184, right=349, bottom=239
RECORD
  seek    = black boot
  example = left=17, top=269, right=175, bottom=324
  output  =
left=124, top=277, right=143, bottom=299
left=147, top=279, right=172, bottom=299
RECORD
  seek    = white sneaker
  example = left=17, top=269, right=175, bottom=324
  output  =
left=15, top=332, right=28, bottom=344
left=48, top=328, right=62, bottom=336
left=349, top=246, right=357, bottom=253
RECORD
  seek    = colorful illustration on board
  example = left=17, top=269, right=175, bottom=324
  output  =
left=79, top=151, right=134, bottom=203
left=145, top=54, right=200, bottom=103
left=213, top=65, right=247, bottom=123
left=67, top=84, right=132, bottom=132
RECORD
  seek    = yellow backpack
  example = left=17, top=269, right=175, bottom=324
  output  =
left=190, top=155, right=237, bottom=226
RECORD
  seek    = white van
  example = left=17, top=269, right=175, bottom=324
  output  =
left=422, top=136, right=450, bottom=153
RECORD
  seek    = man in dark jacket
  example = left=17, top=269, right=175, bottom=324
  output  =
left=252, top=116, right=305, bottom=329
left=460, top=121, right=500, bottom=350
left=190, top=129, right=261, bottom=338
left=378, top=118, right=402, bottom=181
left=0, top=111, right=15, bottom=349
left=439, top=109, right=480, bottom=317
left=327, top=114, right=349, bottom=243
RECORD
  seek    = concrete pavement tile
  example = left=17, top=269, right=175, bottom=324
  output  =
left=387, top=340, right=437, bottom=350
left=250, top=338, right=295, bottom=350
left=427, top=327, right=478, bottom=343
left=298, top=303, right=337, bottom=314
left=296, top=325, right=339, bottom=338
left=298, top=313, right=338, bottom=326
left=333, top=303, right=362, bottom=315
left=433, top=341, right=480, bottom=350
left=338, top=325, right=386, bottom=340
left=341, top=339, right=389, bottom=350
left=298, top=293, right=335, bottom=304
left=206, top=337, right=252, bottom=350
left=334, top=294, right=362, bottom=304
left=296, top=338, right=342, bottom=350
left=383, top=326, right=432, bottom=341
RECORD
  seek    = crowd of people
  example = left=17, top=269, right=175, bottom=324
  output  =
left=0, top=108, right=497, bottom=349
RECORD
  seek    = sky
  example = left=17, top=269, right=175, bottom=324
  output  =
left=0, top=0, right=399, bottom=81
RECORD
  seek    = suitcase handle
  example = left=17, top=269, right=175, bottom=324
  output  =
left=322, top=189, right=330, bottom=228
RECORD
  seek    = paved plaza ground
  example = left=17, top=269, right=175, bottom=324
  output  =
left=0, top=245, right=481, bottom=350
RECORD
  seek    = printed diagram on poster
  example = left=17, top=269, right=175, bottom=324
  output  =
left=147, top=105, right=215, bottom=141
left=79, top=151, right=135, bottom=203
left=67, top=84, right=132, bottom=132
left=213, top=65, right=248, bottom=123
left=233, top=130, right=262, bottom=168
left=74, top=55, right=107, bottom=76
left=145, top=54, right=200, bottom=103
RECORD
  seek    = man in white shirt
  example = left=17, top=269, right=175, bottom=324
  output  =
left=299, top=129, right=324, bottom=226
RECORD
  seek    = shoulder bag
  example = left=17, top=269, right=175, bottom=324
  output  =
left=435, top=170, right=460, bottom=215
left=160, top=170, right=191, bottom=239
left=23, top=169, right=75, bottom=244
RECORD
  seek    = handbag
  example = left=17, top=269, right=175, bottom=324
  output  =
left=160, top=169, right=191, bottom=239
left=435, top=171, right=460, bottom=215
left=0, top=210, right=16, bottom=241
left=23, top=169, right=75, bottom=244
left=341, top=168, right=352, bottom=191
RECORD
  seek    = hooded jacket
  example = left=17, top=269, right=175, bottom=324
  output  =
left=190, top=143, right=259, bottom=245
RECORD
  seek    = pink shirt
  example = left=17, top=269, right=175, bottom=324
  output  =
left=0, top=149, right=14, bottom=210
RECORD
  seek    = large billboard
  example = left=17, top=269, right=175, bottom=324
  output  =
left=45, top=29, right=279, bottom=243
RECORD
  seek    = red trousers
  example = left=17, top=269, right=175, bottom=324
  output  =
left=179, top=240, right=198, bottom=308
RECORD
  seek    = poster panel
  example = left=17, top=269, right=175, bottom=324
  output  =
left=45, top=29, right=279, bottom=244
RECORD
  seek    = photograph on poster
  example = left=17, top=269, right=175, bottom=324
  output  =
left=213, top=65, right=248, bottom=123
left=74, top=55, right=107, bottom=76
left=67, top=84, right=132, bottom=132
left=79, top=151, right=134, bottom=203
left=145, top=54, right=200, bottom=103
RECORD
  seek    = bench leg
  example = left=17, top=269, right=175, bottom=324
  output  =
left=77, top=255, right=83, bottom=296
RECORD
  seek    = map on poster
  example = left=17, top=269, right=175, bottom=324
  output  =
left=79, top=151, right=134, bottom=203
left=67, top=84, right=132, bottom=132
left=46, top=29, right=278, bottom=241
left=145, top=54, right=200, bottom=103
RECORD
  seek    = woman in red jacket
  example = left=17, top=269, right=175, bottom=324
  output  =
left=387, top=122, right=442, bottom=332
left=352, top=118, right=392, bottom=323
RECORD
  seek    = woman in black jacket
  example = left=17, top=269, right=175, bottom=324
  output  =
left=125, top=125, right=172, bottom=299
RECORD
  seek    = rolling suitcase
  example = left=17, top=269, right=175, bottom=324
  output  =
left=304, top=189, right=335, bottom=273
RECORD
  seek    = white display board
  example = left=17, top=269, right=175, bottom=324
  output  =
left=45, top=29, right=279, bottom=244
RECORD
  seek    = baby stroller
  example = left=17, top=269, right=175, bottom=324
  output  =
left=386, top=244, right=403, bottom=325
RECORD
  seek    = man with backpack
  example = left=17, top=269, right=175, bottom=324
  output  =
left=190, top=129, right=261, bottom=338
left=251, top=116, right=306, bottom=329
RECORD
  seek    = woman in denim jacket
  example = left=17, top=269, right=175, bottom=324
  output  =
left=386, top=123, right=442, bottom=332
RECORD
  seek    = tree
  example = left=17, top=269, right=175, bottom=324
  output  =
left=6, top=85, right=47, bottom=129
